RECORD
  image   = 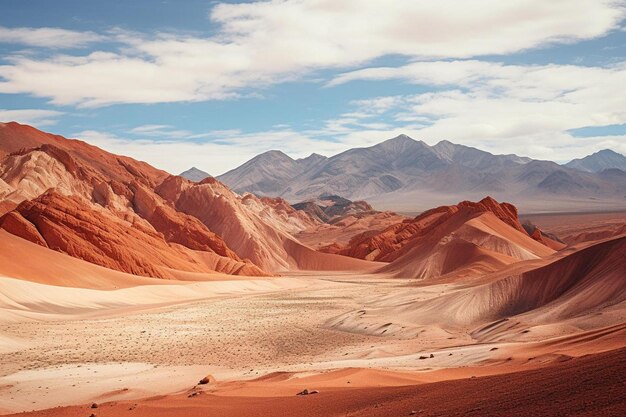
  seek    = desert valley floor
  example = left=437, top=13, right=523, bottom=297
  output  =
left=1, top=210, right=625, bottom=417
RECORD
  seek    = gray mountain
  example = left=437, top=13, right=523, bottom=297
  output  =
left=180, top=167, right=211, bottom=182
left=217, top=135, right=626, bottom=211
left=564, top=149, right=626, bottom=173
left=218, top=150, right=327, bottom=195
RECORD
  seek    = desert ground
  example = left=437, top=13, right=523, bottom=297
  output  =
left=1, top=211, right=625, bottom=417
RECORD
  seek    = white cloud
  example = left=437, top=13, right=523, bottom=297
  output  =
left=323, top=59, right=626, bottom=160
left=129, top=124, right=193, bottom=138
left=0, top=26, right=104, bottom=48
left=72, top=54, right=626, bottom=171
left=75, top=128, right=352, bottom=176
left=0, top=108, right=63, bottom=126
left=0, top=0, right=624, bottom=105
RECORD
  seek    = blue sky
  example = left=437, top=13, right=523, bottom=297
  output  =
left=1, top=0, right=625, bottom=174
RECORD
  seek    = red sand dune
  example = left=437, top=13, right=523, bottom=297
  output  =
left=0, top=230, right=163, bottom=289
left=484, top=234, right=626, bottom=322
left=379, top=208, right=554, bottom=279
left=389, top=235, right=626, bottom=329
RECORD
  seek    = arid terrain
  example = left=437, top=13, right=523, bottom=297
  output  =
left=0, top=123, right=625, bottom=416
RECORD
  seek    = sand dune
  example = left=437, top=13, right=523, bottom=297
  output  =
left=0, top=274, right=308, bottom=323
left=326, top=235, right=625, bottom=346
left=0, top=230, right=162, bottom=289
left=330, top=197, right=552, bottom=262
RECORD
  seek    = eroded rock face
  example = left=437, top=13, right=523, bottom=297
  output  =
left=0, top=191, right=267, bottom=279
left=292, top=195, right=375, bottom=224
left=131, top=182, right=239, bottom=258
left=156, top=175, right=300, bottom=271
left=0, top=211, right=47, bottom=247
left=458, top=196, right=525, bottom=234
left=330, top=196, right=548, bottom=263
left=0, top=123, right=275, bottom=277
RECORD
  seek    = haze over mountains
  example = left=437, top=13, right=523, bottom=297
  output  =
left=215, top=135, right=626, bottom=212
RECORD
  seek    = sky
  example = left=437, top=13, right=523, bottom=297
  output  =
left=0, top=0, right=625, bottom=175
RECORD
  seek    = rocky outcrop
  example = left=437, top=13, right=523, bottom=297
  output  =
left=333, top=197, right=540, bottom=262
left=317, top=197, right=556, bottom=280
left=292, top=195, right=374, bottom=224
left=0, top=191, right=267, bottom=279
left=0, top=211, right=47, bottom=247
left=156, top=176, right=302, bottom=271
left=156, top=175, right=376, bottom=272
left=131, top=182, right=239, bottom=258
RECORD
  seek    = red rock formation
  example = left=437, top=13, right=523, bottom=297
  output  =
left=0, top=192, right=267, bottom=279
left=0, top=210, right=47, bottom=247
left=0, top=123, right=277, bottom=277
left=131, top=182, right=238, bottom=258
left=332, top=197, right=552, bottom=264
left=156, top=175, right=378, bottom=272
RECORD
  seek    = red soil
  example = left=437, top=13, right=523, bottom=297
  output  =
left=8, top=346, right=625, bottom=417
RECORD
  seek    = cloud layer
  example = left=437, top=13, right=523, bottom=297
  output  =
left=0, top=26, right=103, bottom=48
left=0, top=0, right=624, bottom=106
left=0, top=108, right=62, bottom=126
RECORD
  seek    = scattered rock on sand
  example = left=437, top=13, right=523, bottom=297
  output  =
left=198, top=374, right=216, bottom=385
left=90, top=403, right=98, bottom=409
left=297, top=388, right=319, bottom=395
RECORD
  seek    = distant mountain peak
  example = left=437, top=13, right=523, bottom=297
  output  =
left=565, top=148, right=626, bottom=173
left=595, top=149, right=622, bottom=156
left=180, top=167, right=211, bottom=182
left=254, top=149, right=294, bottom=162
left=374, top=134, right=426, bottom=153
left=387, top=133, right=417, bottom=144
left=393, top=133, right=412, bottom=140
left=298, top=152, right=327, bottom=162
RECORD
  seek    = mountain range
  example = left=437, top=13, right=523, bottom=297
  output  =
left=215, top=135, right=626, bottom=212
left=564, top=149, right=626, bottom=173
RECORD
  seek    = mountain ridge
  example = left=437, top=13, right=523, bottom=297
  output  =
left=564, top=149, right=626, bottom=173
left=214, top=135, right=626, bottom=211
